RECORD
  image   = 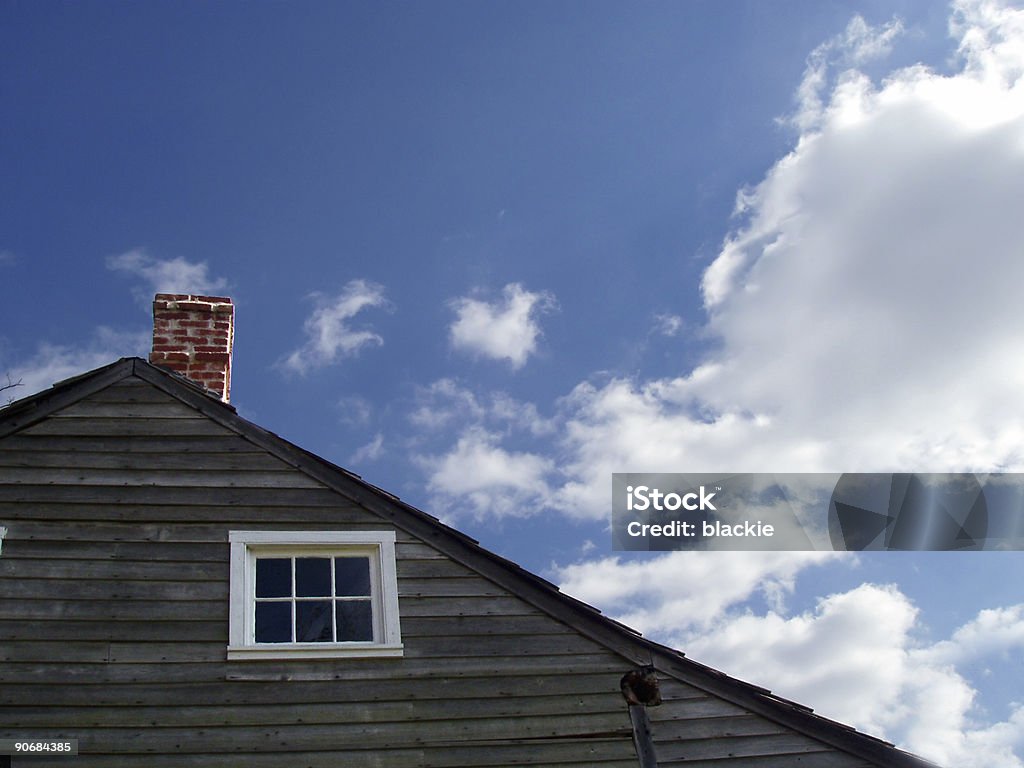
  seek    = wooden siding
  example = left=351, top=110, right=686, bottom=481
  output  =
left=0, top=375, right=876, bottom=767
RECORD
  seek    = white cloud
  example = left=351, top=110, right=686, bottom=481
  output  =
left=409, top=379, right=487, bottom=431
left=921, top=604, right=1024, bottom=666
left=552, top=0, right=1024, bottom=521
left=680, top=589, right=1024, bottom=768
left=410, top=378, right=553, bottom=436
left=953, top=0, right=1024, bottom=88
left=1, top=327, right=149, bottom=400
left=409, top=379, right=557, bottom=519
left=421, top=2, right=1024, bottom=527
left=538, top=4, right=1024, bottom=764
left=106, top=249, right=228, bottom=297
left=788, top=14, right=904, bottom=134
left=282, top=280, right=390, bottom=373
left=405, top=7, right=1024, bottom=759
left=652, top=313, right=685, bottom=337
left=449, top=283, right=555, bottom=369
left=336, top=395, right=374, bottom=426
left=681, top=584, right=920, bottom=740
left=556, top=548, right=1024, bottom=767
left=420, top=426, right=553, bottom=519
left=556, top=550, right=837, bottom=633
left=349, top=433, right=385, bottom=465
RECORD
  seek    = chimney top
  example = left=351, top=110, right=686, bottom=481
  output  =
left=149, top=294, right=235, bottom=402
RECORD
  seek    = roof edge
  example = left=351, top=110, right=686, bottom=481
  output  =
left=0, top=358, right=137, bottom=438
left=4, top=357, right=941, bottom=768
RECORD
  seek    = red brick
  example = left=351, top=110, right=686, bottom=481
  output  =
left=175, top=302, right=217, bottom=312
left=194, top=351, right=230, bottom=363
left=152, top=360, right=188, bottom=373
left=151, top=351, right=190, bottom=363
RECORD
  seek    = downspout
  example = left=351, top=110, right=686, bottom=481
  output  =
left=621, top=666, right=661, bottom=767
left=628, top=704, right=658, bottom=768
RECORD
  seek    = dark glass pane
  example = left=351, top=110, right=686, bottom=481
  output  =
left=256, top=558, right=292, bottom=598
left=335, top=557, right=371, bottom=597
left=295, top=558, right=332, bottom=597
left=255, top=601, right=291, bottom=643
left=336, top=600, right=373, bottom=641
left=295, top=600, right=333, bottom=642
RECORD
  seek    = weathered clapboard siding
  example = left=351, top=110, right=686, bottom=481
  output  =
left=0, top=366, right=928, bottom=768
left=0, top=377, right=642, bottom=766
left=647, top=679, right=873, bottom=767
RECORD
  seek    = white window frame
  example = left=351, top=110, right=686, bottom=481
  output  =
left=227, top=530, right=403, bottom=660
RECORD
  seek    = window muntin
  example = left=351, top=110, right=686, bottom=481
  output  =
left=253, top=555, right=374, bottom=643
left=227, top=531, right=402, bottom=660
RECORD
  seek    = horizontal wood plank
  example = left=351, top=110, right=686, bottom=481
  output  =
left=20, top=417, right=235, bottom=437
left=1, top=467, right=325, bottom=488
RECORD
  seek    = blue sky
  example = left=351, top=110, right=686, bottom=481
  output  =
left=3, top=1, right=1024, bottom=764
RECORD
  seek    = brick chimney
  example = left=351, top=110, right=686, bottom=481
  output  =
left=149, top=294, right=234, bottom=402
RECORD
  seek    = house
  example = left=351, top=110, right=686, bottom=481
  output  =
left=0, top=295, right=936, bottom=767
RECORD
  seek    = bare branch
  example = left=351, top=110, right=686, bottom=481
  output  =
left=2, top=372, right=23, bottom=405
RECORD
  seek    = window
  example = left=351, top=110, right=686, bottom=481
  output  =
left=228, top=531, right=402, bottom=660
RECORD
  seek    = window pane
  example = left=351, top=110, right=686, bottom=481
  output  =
left=336, top=599, right=373, bottom=641
left=335, top=557, right=371, bottom=597
left=296, top=600, right=333, bottom=642
left=255, top=601, right=291, bottom=643
left=256, top=558, right=292, bottom=598
left=295, top=558, right=332, bottom=597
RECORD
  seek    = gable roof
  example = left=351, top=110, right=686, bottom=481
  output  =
left=0, top=357, right=937, bottom=768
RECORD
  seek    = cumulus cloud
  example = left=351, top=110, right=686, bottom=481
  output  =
left=553, top=0, right=1024, bottom=520
left=921, top=604, right=1024, bottom=666
left=556, top=550, right=837, bottom=632
left=106, top=249, right=228, bottom=297
left=409, top=379, right=557, bottom=519
left=449, top=283, right=556, bottom=369
left=419, top=426, right=554, bottom=519
left=683, top=588, right=1024, bottom=767
left=408, top=5, right=1024, bottom=759
left=789, top=14, right=905, bottom=133
left=282, top=280, right=390, bottom=373
left=539, top=4, right=1024, bottom=765
left=556, top=549, right=1024, bottom=767
left=422, top=2, right=1024, bottom=525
